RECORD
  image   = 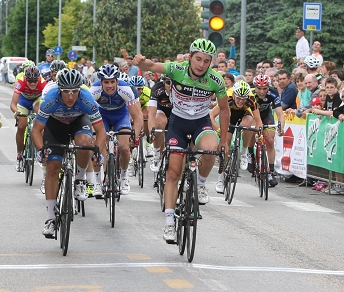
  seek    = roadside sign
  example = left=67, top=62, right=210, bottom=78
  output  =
left=54, top=46, right=63, bottom=55
left=67, top=50, right=78, bottom=61
left=303, top=2, right=322, bottom=31
left=72, top=46, right=87, bottom=51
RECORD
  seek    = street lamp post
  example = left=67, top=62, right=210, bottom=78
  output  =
left=136, top=0, right=141, bottom=54
left=92, top=0, right=96, bottom=61
left=36, top=0, right=39, bottom=63
left=25, top=0, right=28, bottom=58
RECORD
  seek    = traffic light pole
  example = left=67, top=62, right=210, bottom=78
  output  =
left=239, top=0, right=247, bottom=75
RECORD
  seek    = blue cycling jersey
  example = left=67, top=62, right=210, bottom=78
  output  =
left=36, top=87, right=102, bottom=125
left=38, top=62, right=51, bottom=78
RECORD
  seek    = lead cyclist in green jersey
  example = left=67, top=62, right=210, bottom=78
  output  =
left=133, top=39, right=229, bottom=243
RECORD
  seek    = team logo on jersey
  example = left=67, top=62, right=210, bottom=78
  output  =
left=100, top=97, right=108, bottom=103
left=82, top=125, right=91, bottom=130
left=169, top=138, right=178, bottom=146
left=209, top=73, right=223, bottom=86
left=176, top=84, right=182, bottom=91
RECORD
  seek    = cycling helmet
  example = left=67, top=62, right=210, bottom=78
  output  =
left=22, top=60, right=35, bottom=71
left=304, top=55, right=320, bottom=69
left=24, top=65, right=40, bottom=80
left=253, top=74, right=271, bottom=87
left=233, top=80, right=251, bottom=97
left=46, top=49, right=55, bottom=56
left=57, top=68, right=83, bottom=88
left=189, top=38, right=216, bottom=58
left=130, top=75, right=145, bottom=87
left=97, top=64, right=120, bottom=79
left=119, top=72, right=130, bottom=83
left=50, top=60, right=67, bottom=72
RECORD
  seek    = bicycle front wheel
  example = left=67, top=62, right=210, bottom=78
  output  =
left=177, top=176, right=187, bottom=255
left=224, top=148, right=239, bottom=204
left=27, top=137, right=35, bottom=186
left=108, top=153, right=116, bottom=227
left=261, top=145, right=269, bottom=200
left=60, top=169, right=73, bottom=256
left=186, top=171, right=198, bottom=263
left=157, top=154, right=166, bottom=212
left=138, top=139, right=144, bottom=188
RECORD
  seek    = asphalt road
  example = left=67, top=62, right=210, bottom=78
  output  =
left=0, top=83, right=344, bottom=292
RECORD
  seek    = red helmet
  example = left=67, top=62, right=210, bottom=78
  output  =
left=253, top=74, right=270, bottom=87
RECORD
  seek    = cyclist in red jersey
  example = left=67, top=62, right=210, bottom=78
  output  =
left=10, top=65, right=47, bottom=172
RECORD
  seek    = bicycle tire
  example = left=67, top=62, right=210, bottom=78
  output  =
left=186, top=171, right=198, bottom=262
left=225, top=148, right=239, bottom=204
left=115, top=148, right=121, bottom=202
left=108, top=153, right=116, bottom=227
left=23, top=138, right=29, bottom=183
left=27, top=137, right=35, bottom=186
left=60, top=169, right=72, bottom=256
left=157, top=154, right=166, bottom=212
left=138, top=139, right=144, bottom=188
left=177, top=177, right=187, bottom=255
left=261, top=145, right=269, bottom=200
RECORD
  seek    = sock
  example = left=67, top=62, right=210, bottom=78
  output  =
left=165, top=208, right=175, bottom=226
left=94, top=171, right=102, bottom=184
left=121, top=168, right=128, bottom=179
left=46, top=199, right=57, bottom=220
left=75, top=165, right=87, bottom=181
left=197, top=173, right=207, bottom=186
left=269, top=164, right=275, bottom=172
left=240, top=147, right=247, bottom=156
left=86, top=171, right=95, bottom=185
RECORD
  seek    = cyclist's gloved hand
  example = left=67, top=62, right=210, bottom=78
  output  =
left=92, top=153, right=104, bottom=166
left=36, top=150, right=45, bottom=163
left=135, top=137, right=140, bottom=147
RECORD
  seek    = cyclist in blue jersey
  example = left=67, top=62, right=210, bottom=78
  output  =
left=38, top=49, right=55, bottom=81
left=89, top=64, right=143, bottom=198
left=133, top=38, right=229, bottom=243
left=32, top=68, right=106, bottom=238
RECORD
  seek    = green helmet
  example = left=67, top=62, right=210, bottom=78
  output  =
left=233, top=80, right=251, bottom=97
left=189, top=38, right=216, bottom=58
left=22, top=60, right=35, bottom=70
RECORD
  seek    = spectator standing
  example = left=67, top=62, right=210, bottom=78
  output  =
left=86, top=60, right=95, bottom=79
left=245, top=69, right=255, bottom=87
left=273, top=57, right=284, bottom=70
left=126, top=56, right=139, bottom=77
left=217, top=60, right=227, bottom=73
left=176, top=54, right=185, bottom=62
left=278, top=69, right=298, bottom=110
left=1, top=60, right=9, bottom=83
left=226, top=58, right=239, bottom=76
left=295, top=26, right=310, bottom=60
left=261, top=59, right=273, bottom=74
left=311, top=41, right=323, bottom=65
left=13, top=63, right=22, bottom=78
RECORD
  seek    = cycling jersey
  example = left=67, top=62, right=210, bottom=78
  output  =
left=149, top=81, right=172, bottom=116
left=36, top=87, right=102, bottom=126
left=251, top=87, right=281, bottom=118
left=14, top=76, right=47, bottom=100
left=38, top=62, right=51, bottom=80
left=163, top=61, right=226, bottom=120
left=139, top=86, right=151, bottom=108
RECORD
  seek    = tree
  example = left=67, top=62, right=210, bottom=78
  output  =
left=1, top=0, right=60, bottom=61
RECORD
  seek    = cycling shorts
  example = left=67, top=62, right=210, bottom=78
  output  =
left=261, top=112, right=276, bottom=131
left=43, top=114, right=93, bottom=162
left=166, top=113, right=217, bottom=149
left=17, top=94, right=41, bottom=115
left=228, top=109, right=253, bottom=134
left=99, top=108, right=132, bottom=132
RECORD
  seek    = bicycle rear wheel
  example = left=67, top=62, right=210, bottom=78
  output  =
left=108, top=153, right=116, bottom=227
left=138, top=138, right=144, bottom=188
left=224, top=148, right=239, bottom=204
left=60, top=169, right=73, bottom=256
left=157, top=154, right=166, bottom=212
left=177, top=176, right=187, bottom=255
left=27, top=137, right=35, bottom=186
left=261, top=146, right=269, bottom=200
left=186, top=171, right=198, bottom=263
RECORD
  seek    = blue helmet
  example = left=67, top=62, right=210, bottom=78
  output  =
left=97, top=64, right=120, bottom=80
left=130, top=75, right=145, bottom=87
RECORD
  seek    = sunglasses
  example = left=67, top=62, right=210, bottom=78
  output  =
left=136, top=87, right=143, bottom=90
left=273, top=61, right=282, bottom=64
left=46, top=54, right=54, bottom=57
left=165, top=80, right=171, bottom=85
left=60, top=88, right=80, bottom=94
left=27, top=79, right=38, bottom=84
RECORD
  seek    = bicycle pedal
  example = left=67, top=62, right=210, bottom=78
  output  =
left=165, top=240, right=177, bottom=245
left=44, top=234, right=55, bottom=239
left=197, top=214, right=203, bottom=220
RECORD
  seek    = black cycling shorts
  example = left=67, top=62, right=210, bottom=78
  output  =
left=228, top=109, right=253, bottom=134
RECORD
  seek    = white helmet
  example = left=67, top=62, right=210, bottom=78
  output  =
left=304, top=55, right=320, bottom=69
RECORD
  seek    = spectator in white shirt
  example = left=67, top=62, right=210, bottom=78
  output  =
left=295, top=27, right=310, bottom=60
left=311, top=41, right=323, bottom=65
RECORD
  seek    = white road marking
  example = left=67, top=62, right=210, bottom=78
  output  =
left=209, top=196, right=254, bottom=207
left=279, top=202, right=340, bottom=213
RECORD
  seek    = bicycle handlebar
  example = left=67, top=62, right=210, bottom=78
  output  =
left=106, top=129, right=135, bottom=141
left=148, top=127, right=168, bottom=143
left=42, top=141, right=100, bottom=156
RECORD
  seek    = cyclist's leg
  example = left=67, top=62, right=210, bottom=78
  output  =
left=239, top=112, right=254, bottom=170
left=247, top=118, right=257, bottom=173
left=151, top=111, right=168, bottom=172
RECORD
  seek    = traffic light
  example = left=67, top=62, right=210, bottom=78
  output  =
left=200, top=0, right=226, bottom=47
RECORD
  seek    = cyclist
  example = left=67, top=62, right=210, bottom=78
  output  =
left=147, top=74, right=172, bottom=172
left=304, top=55, right=324, bottom=84
left=129, top=75, right=154, bottom=157
left=38, top=49, right=55, bottom=81
left=247, top=74, right=285, bottom=187
left=10, top=65, right=47, bottom=172
left=42, top=60, right=67, bottom=100
left=15, top=60, right=35, bottom=82
left=133, top=38, right=229, bottom=243
left=210, top=80, right=263, bottom=193
left=31, top=68, right=106, bottom=238
left=89, top=64, right=143, bottom=198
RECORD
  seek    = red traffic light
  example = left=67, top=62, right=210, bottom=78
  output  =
left=210, top=1, right=224, bottom=15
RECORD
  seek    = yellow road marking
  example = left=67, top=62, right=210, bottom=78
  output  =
left=145, top=266, right=172, bottom=273
left=125, top=253, right=151, bottom=260
left=32, top=286, right=103, bottom=292
left=164, top=279, right=194, bottom=289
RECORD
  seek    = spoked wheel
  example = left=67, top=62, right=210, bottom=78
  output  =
left=27, top=138, right=35, bottom=186
left=261, top=146, right=269, bottom=200
left=108, top=153, right=116, bottom=228
left=138, top=139, right=144, bottom=188
left=177, top=178, right=186, bottom=255
left=224, top=149, right=239, bottom=204
left=186, top=172, right=198, bottom=263
left=115, top=150, right=121, bottom=202
left=60, top=169, right=72, bottom=256
left=157, top=155, right=166, bottom=212
left=23, top=141, right=29, bottom=183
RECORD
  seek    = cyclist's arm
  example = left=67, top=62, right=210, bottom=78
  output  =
left=148, top=101, right=158, bottom=134
left=132, top=55, right=165, bottom=73
left=252, top=108, right=263, bottom=129
left=128, top=103, right=143, bottom=140
left=93, top=121, right=107, bottom=154
left=10, top=92, right=20, bottom=115
left=274, top=107, right=285, bottom=135
left=32, top=119, right=45, bottom=151
left=217, top=95, right=229, bottom=145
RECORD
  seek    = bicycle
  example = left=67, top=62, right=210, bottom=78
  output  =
left=103, top=129, right=135, bottom=228
left=42, top=138, right=99, bottom=256
left=150, top=127, right=168, bottom=212
left=254, top=123, right=281, bottom=200
left=132, top=130, right=146, bottom=188
left=166, top=138, right=225, bottom=262
left=16, top=111, right=36, bottom=186
left=223, top=124, right=259, bottom=204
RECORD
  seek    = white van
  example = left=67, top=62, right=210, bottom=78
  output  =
left=0, top=57, right=28, bottom=83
